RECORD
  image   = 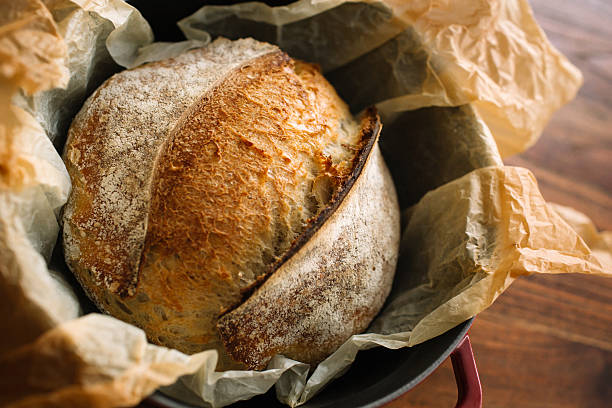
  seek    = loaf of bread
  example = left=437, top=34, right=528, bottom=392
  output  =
left=62, top=38, right=400, bottom=370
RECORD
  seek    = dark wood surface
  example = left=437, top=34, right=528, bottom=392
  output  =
left=387, top=1, right=612, bottom=407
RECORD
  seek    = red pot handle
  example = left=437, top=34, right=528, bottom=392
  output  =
left=451, top=335, right=482, bottom=408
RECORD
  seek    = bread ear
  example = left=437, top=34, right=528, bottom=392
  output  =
left=218, top=112, right=400, bottom=370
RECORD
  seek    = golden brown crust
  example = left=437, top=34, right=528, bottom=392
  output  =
left=62, top=38, right=279, bottom=305
left=62, top=39, right=385, bottom=367
left=129, top=50, right=364, bottom=359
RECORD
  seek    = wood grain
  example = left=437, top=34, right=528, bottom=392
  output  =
left=387, top=0, right=612, bottom=406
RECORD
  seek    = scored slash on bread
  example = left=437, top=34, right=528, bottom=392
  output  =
left=218, top=114, right=400, bottom=369
left=62, top=38, right=400, bottom=370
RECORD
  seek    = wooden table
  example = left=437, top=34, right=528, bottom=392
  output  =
left=387, top=1, right=612, bottom=407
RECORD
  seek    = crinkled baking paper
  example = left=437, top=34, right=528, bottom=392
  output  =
left=0, top=1, right=609, bottom=407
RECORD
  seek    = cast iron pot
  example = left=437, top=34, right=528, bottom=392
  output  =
left=144, top=321, right=480, bottom=408
left=128, top=1, right=483, bottom=407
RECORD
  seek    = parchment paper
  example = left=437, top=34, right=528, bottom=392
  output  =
left=1, top=1, right=609, bottom=407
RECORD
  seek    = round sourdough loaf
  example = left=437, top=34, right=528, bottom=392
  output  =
left=62, top=38, right=400, bottom=370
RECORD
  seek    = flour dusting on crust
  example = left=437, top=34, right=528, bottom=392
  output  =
left=62, top=38, right=278, bottom=299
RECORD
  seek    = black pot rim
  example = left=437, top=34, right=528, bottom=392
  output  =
left=145, top=317, right=473, bottom=408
